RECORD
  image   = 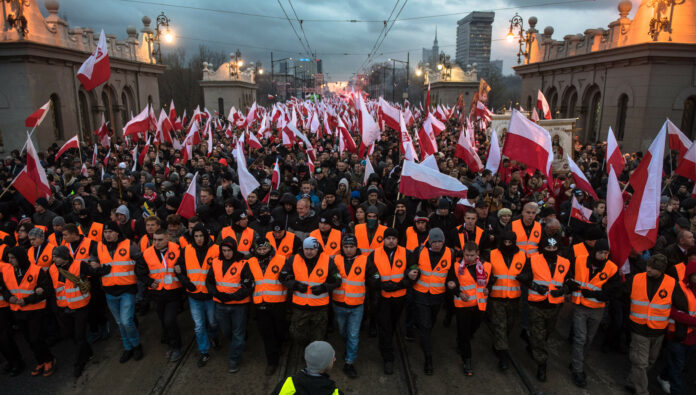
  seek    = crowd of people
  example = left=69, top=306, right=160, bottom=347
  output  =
left=0, top=93, right=694, bottom=395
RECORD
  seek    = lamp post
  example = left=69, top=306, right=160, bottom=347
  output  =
left=436, top=53, right=452, bottom=81
left=229, top=49, right=244, bottom=79
left=388, top=55, right=409, bottom=102
left=507, top=13, right=535, bottom=65
left=152, top=12, right=173, bottom=63
left=271, top=54, right=293, bottom=95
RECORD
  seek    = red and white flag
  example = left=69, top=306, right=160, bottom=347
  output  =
left=379, top=97, right=401, bottom=131
left=77, top=29, right=110, bottom=91
left=247, top=129, right=262, bottom=150
left=666, top=118, right=691, bottom=158
left=399, top=113, right=418, bottom=162
left=606, top=127, right=625, bottom=175
left=624, top=124, right=666, bottom=252
left=91, top=144, right=98, bottom=166
left=570, top=196, right=592, bottom=223
left=530, top=107, right=540, bottom=122
left=168, top=100, right=177, bottom=123
left=567, top=155, right=599, bottom=200
left=10, top=134, right=52, bottom=204
left=80, top=163, right=88, bottom=177
left=607, top=167, right=632, bottom=269
left=309, top=111, right=320, bottom=136
left=399, top=159, right=468, bottom=199
left=502, top=109, right=553, bottom=181
left=425, top=83, right=431, bottom=115
left=103, top=147, right=110, bottom=167
left=177, top=172, right=198, bottom=219
left=358, top=94, right=381, bottom=155
left=537, top=90, right=551, bottom=120
left=25, top=101, right=51, bottom=128
left=138, top=137, right=151, bottom=166
left=156, top=109, right=173, bottom=143
left=232, top=141, right=260, bottom=201
left=55, top=135, right=79, bottom=161
left=123, top=105, right=151, bottom=138
left=485, top=129, right=501, bottom=175
left=94, top=113, right=110, bottom=147
left=245, top=102, right=258, bottom=127
left=364, top=159, right=375, bottom=185
left=418, top=114, right=439, bottom=159
left=455, top=126, right=483, bottom=172
left=337, top=116, right=357, bottom=154
left=271, top=159, right=280, bottom=190
left=675, top=138, right=696, bottom=181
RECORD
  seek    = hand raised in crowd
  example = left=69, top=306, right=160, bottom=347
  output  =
left=407, top=269, right=418, bottom=281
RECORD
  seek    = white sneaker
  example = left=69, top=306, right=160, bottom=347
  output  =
left=656, top=376, right=670, bottom=394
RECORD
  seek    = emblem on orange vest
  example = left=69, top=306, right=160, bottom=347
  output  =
left=329, top=242, right=337, bottom=249
left=119, top=248, right=127, bottom=256
left=515, top=262, right=523, bottom=270
left=42, top=255, right=49, bottom=262
left=316, top=268, right=324, bottom=277
left=230, top=266, right=238, bottom=275
left=207, top=257, right=213, bottom=265
left=439, top=259, right=447, bottom=268
left=599, top=272, right=607, bottom=281
left=395, top=259, right=403, bottom=268
left=91, top=230, right=98, bottom=236
left=659, top=289, right=668, bottom=299
left=282, top=246, right=289, bottom=253
left=168, top=252, right=175, bottom=260
left=79, top=247, right=87, bottom=255
left=376, top=236, right=383, bottom=243
left=533, top=230, right=540, bottom=238
left=27, top=275, right=33, bottom=282
left=558, top=264, right=565, bottom=273
left=271, top=265, right=280, bottom=273
left=354, top=267, right=362, bottom=275
left=243, top=239, right=249, bottom=245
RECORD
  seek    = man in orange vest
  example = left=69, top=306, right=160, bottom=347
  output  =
left=174, top=223, right=220, bottom=368
left=516, top=236, right=572, bottom=382
left=487, top=231, right=527, bottom=371
left=310, top=213, right=342, bottom=257
left=454, top=208, right=485, bottom=254
left=266, top=225, right=302, bottom=258
left=508, top=202, right=542, bottom=258
left=446, top=241, right=490, bottom=376
left=247, top=239, right=288, bottom=376
left=365, top=227, right=419, bottom=375
left=403, top=212, right=429, bottom=252
left=568, top=239, right=621, bottom=388
left=219, top=210, right=257, bottom=257
left=98, top=221, right=143, bottom=364
left=206, top=237, right=253, bottom=373
left=140, top=216, right=162, bottom=252
left=279, top=237, right=341, bottom=347
left=136, top=229, right=185, bottom=362
left=355, top=206, right=386, bottom=255
left=332, top=233, right=367, bottom=379
left=625, top=254, right=688, bottom=395
left=47, top=216, right=67, bottom=247
left=28, top=227, right=54, bottom=268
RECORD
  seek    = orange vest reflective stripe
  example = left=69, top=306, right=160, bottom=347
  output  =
left=453, top=261, right=491, bottom=310
left=414, top=247, right=452, bottom=295
left=405, top=227, right=428, bottom=251
left=291, top=254, right=330, bottom=306
left=211, top=258, right=250, bottom=304
left=1, top=263, right=46, bottom=311
left=309, top=229, right=342, bottom=256
left=69, top=238, right=93, bottom=263
left=528, top=255, right=570, bottom=304
left=143, top=242, right=182, bottom=291
left=489, top=249, right=526, bottom=299
left=629, top=272, right=676, bottom=330
left=573, top=243, right=589, bottom=259
left=355, top=224, right=386, bottom=255
left=571, top=256, right=618, bottom=308
left=247, top=255, right=287, bottom=304
left=373, top=246, right=408, bottom=298
left=98, top=240, right=136, bottom=287
left=332, top=254, right=367, bottom=305
left=456, top=226, right=483, bottom=249
left=511, top=219, right=541, bottom=257
left=183, top=244, right=218, bottom=294
left=49, top=260, right=90, bottom=310
left=29, top=243, right=54, bottom=268
left=266, top=231, right=297, bottom=257
left=221, top=227, right=255, bottom=253
left=668, top=281, right=696, bottom=334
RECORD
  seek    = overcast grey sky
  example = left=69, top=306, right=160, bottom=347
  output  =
left=50, top=0, right=641, bottom=81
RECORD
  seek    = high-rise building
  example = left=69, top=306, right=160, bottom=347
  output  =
left=456, top=12, right=495, bottom=77
left=421, top=27, right=440, bottom=67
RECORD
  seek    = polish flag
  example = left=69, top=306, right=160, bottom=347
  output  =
left=420, top=154, right=439, bottom=171
left=530, top=107, right=540, bottom=122
left=180, top=134, right=193, bottom=164
left=502, top=109, right=553, bottom=181
left=257, top=112, right=270, bottom=139
left=173, top=116, right=183, bottom=131
left=607, top=167, right=632, bottom=269
left=310, top=111, right=321, bottom=137
left=80, top=163, right=88, bottom=177
left=245, top=102, right=258, bottom=126
left=156, top=109, right=173, bottom=143
left=77, top=30, right=110, bottom=91
left=131, top=144, right=138, bottom=172
left=92, top=144, right=98, bottom=166
left=94, top=114, right=110, bottom=147
left=425, top=83, right=431, bottom=115
left=271, top=159, right=280, bottom=190
left=206, top=121, right=213, bottom=156
left=379, top=97, right=401, bottom=131
left=55, top=135, right=79, bottom=161
left=247, top=129, right=262, bottom=150
left=322, top=111, right=332, bottom=137
left=307, top=155, right=315, bottom=176
left=25, top=101, right=51, bottom=128
left=103, top=147, right=110, bottom=167
left=537, top=90, right=551, bottom=120
left=232, top=141, right=260, bottom=201
left=475, top=101, right=493, bottom=123
left=11, top=135, right=52, bottom=204
left=666, top=119, right=692, bottom=160
left=177, top=171, right=198, bottom=219
left=168, top=100, right=177, bottom=123
left=455, top=126, right=483, bottom=172
left=399, top=159, right=468, bottom=199
left=418, top=114, right=439, bottom=159
left=485, top=129, right=501, bottom=175
left=364, top=159, right=375, bottom=185
left=675, top=139, right=696, bottom=181
left=624, top=125, right=666, bottom=252
left=399, top=112, right=418, bottom=162
left=606, top=127, right=625, bottom=175
left=567, top=155, right=599, bottom=200
left=337, top=117, right=357, bottom=153
left=570, top=196, right=593, bottom=223
left=358, top=94, right=381, bottom=154
left=123, top=105, right=151, bottom=137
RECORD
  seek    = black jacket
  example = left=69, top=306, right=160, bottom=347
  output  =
left=271, top=369, right=344, bottom=395
left=279, top=249, right=341, bottom=311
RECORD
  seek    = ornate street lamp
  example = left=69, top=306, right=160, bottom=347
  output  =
left=151, top=12, right=173, bottom=63
left=507, top=13, right=536, bottom=65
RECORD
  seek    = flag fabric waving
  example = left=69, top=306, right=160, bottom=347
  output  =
left=177, top=172, right=198, bottom=219
left=570, top=196, right=593, bottom=223
left=55, top=135, right=79, bottom=161
left=77, top=29, right=110, bottom=91
left=502, top=109, right=554, bottom=181
left=605, top=127, right=625, bottom=175
left=485, top=129, right=501, bottom=175
left=567, top=155, right=599, bottom=200
left=399, top=160, right=468, bottom=199
left=25, top=101, right=51, bottom=128
left=607, top=167, right=632, bottom=269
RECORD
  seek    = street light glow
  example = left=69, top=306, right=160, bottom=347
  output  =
left=507, top=32, right=515, bottom=42
left=237, top=60, right=244, bottom=67
left=164, top=29, right=174, bottom=43
left=415, top=69, right=422, bottom=76
left=258, top=68, right=264, bottom=75
left=437, top=64, right=443, bottom=70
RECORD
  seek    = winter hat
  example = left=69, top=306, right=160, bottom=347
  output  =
left=231, top=210, right=248, bottom=223
left=103, top=221, right=120, bottom=232
left=437, top=198, right=449, bottom=210
left=383, top=227, right=399, bottom=240
left=428, top=228, right=445, bottom=243
left=341, top=234, right=357, bottom=246
left=593, top=239, right=610, bottom=252
left=52, top=216, right=66, bottom=226
left=35, top=197, right=49, bottom=209
left=28, top=228, right=44, bottom=239
left=220, top=236, right=238, bottom=251
left=304, top=341, right=335, bottom=374
left=303, top=237, right=319, bottom=250
left=350, top=191, right=361, bottom=200
left=366, top=205, right=379, bottom=216
left=52, top=245, right=71, bottom=261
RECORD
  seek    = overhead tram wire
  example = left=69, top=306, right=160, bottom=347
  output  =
left=288, top=0, right=314, bottom=58
left=358, top=0, right=408, bottom=75
left=356, top=0, right=401, bottom=73
left=277, top=0, right=313, bottom=59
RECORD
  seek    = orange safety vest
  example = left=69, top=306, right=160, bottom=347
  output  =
left=456, top=225, right=483, bottom=249
left=511, top=219, right=541, bottom=257
left=49, top=260, right=90, bottom=310
left=1, top=262, right=46, bottom=311
left=247, top=255, right=287, bottom=304
left=668, top=281, right=696, bottom=334
left=413, top=247, right=452, bottom=295
left=332, top=254, right=367, bottom=306
left=266, top=231, right=297, bottom=257
left=183, top=244, right=219, bottom=294
left=571, top=256, right=618, bottom=308
left=29, top=243, right=55, bottom=268
left=48, top=233, right=68, bottom=247
left=291, top=254, right=330, bottom=307
left=0, top=262, right=7, bottom=308
left=453, top=261, right=491, bottom=310
left=354, top=223, right=386, bottom=255
left=221, top=227, right=255, bottom=253
left=179, top=234, right=215, bottom=249
left=373, top=246, right=408, bottom=298
left=98, top=240, right=136, bottom=287
left=143, top=242, right=182, bottom=291
left=86, top=222, right=104, bottom=243
left=528, top=254, right=570, bottom=304
left=68, top=237, right=93, bottom=263
left=629, top=272, right=676, bottom=330
left=489, top=249, right=527, bottom=299
left=0, top=230, right=11, bottom=246
left=309, top=228, right=342, bottom=256
left=140, top=235, right=153, bottom=252
left=673, top=262, right=685, bottom=282
left=572, top=243, right=589, bottom=259
left=211, top=258, right=250, bottom=304
left=405, top=227, right=428, bottom=251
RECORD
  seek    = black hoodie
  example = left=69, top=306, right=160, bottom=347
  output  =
left=279, top=246, right=341, bottom=311
left=205, top=237, right=253, bottom=303
left=100, top=226, right=142, bottom=296
left=1, top=246, right=51, bottom=316
left=177, top=224, right=215, bottom=301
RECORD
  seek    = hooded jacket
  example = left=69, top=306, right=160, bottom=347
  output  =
left=205, top=237, right=253, bottom=303
left=279, top=245, right=341, bottom=311
left=100, top=225, right=142, bottom=296
left=176, top=224, right=215, bottom=301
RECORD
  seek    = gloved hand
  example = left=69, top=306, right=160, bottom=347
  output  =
left=532, top=283, right=549, bottom=295
left=186, top=282, right=197, bottom=292
left=515, top=274, right=525, bottom=282
left=229, top=289, right=248, bottom=301
left=550, top=288, right=564, bottom=297
left=567, top=281, right=580, bottom=292
left=381, top=281, right=399, bottom=292
left=293, top=282, right=308, bottom=293
left=310, top=284, right=327, bottom=295
left=581, top=288, right=600, bottom=299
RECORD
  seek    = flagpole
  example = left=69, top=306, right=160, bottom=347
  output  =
left=0, top=183, right=14, bottom=200
left=20, top=126, right=38, bottom=155
left=78, top=137, right=83, bottom=166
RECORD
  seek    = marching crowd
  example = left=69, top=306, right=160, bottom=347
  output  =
left=0, top=95, right=694, bottom=395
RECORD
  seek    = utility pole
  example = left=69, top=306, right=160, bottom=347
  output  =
left=270, top=52, right=274, bottom=94
left=406, top=52, right=410, bottom=99
left=392, top=59, right=396, bottom=102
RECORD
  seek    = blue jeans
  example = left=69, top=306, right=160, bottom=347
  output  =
left=334, top=304, right=364, bottom=364
left=215, top=303, right=247, bottom=363
left=105, top=292, right=140, bottom=350
left=661, top=340, right=695, bottom=395
left=188, top=297, right=218, bottom=354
